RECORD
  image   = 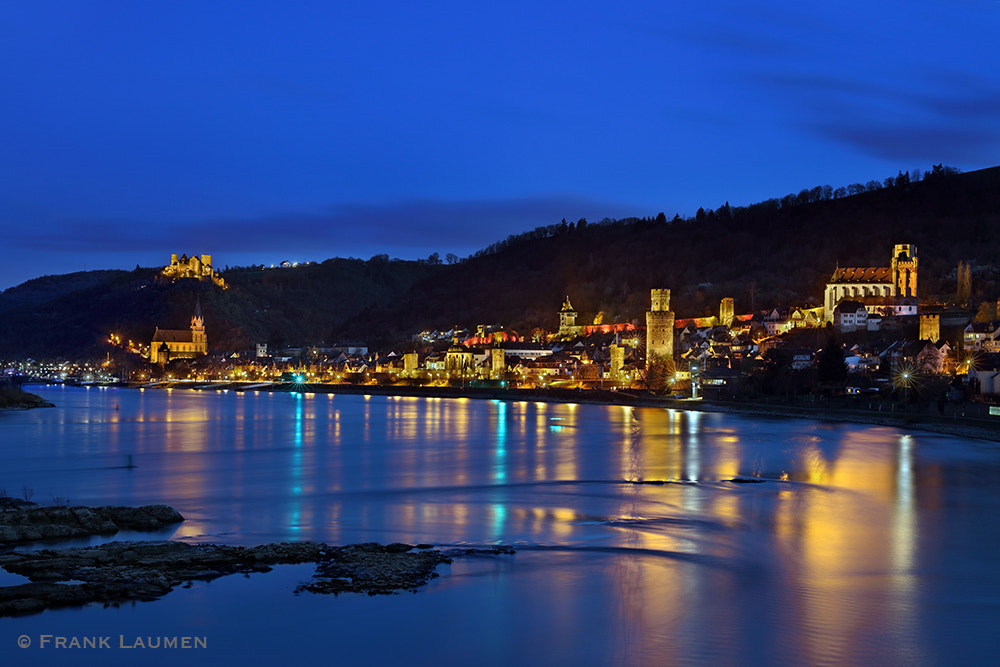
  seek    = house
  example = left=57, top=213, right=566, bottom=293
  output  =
left=967, top=353, right=1000, bottom=395
left=964, top=321, right=1000, bottom=352
left=789, top=349, right=816, bottom=370
left=833, top=300, right=868, bottom=331
left=786, top=307, right=822, bottom=330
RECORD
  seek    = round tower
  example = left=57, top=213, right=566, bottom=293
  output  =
left=646, top=289, right=674, bottom=363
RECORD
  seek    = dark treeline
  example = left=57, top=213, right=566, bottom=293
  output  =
left=334, top=164, right=1000, bottom=347
left=1, top=164, right=998, bottom=358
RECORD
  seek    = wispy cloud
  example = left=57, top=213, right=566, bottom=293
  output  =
left=3, top=194, right=641, bottom=259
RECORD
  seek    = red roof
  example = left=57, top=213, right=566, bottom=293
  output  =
left=829, top=267, right=892, bottom=283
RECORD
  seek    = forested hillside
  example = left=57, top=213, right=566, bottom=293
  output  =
left=332, top=165, right=1000, bottom=345
left=2, top=165, right=998, bottom=358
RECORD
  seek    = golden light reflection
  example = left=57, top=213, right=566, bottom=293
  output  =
left=711, top=432, right=742, bottom=480
left=771, top=427, right=920, bottom=664
left=57, top=389, right=951, bottom=663
left=891, top=434, right=917, bottom=582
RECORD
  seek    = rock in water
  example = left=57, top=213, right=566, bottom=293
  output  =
left=0, top=504, right=185, bottom=545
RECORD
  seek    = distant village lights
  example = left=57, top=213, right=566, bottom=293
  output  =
left=64, top=241, right=1000, bottom=405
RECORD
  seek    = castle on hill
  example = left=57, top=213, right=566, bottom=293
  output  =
left=160, top=253, right=227, bottom=288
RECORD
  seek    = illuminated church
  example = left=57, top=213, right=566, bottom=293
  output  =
left=823, top=244, right=918, bottom=322
left=150, top=302, right=208, bottom=364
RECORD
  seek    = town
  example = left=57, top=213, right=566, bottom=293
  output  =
left=8, top=244, right=1000, bottom=422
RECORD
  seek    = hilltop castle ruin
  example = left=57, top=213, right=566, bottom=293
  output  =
left=160, top=254, right=227, bottom=288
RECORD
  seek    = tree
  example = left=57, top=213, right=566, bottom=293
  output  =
left=817, top=340, right=848, bottom=386
left=957, top=261, right=972, bottom=305
left=974, top=300, right=997, bottom=323
left=642, top=355, right=676, bottom=395
left=915, top=343, right=943, bottom=374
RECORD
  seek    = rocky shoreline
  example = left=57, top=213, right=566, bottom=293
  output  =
left=0, top=504, right=514, bottom=617
left=0, top=504, right=184, bottom=543
left=0, top=387, right=54, bottom=410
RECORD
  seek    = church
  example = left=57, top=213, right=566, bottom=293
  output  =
left=150, top=302, right=208, bottom=364
left=823, top=244, right=918, bottom=322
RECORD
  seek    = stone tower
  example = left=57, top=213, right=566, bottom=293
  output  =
left=609, top=344, right=625, bottom=384
left=646, top=289, right=675, bottom=365
left=891, top=244, right=918, bottom=298
left=558, top=296, right=584, bottom=338
left=403, top=352, right=419, bottom=376
left=720, top=297, right=735, bottom=328
left=490, top=347, right=505, bottom=378
left=919, top=314, right=940, bottom=343
left=559, top=296, right=577, bottom=331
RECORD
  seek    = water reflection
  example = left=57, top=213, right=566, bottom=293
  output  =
left=4, top=387, right=993, bottom=663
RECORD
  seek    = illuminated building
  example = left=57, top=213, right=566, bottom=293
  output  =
left=444, top=338, right=474, bottom=374
left=964, top=321, right=1000, bottom=352
left=490, top=347, right=505, bottom=378
left=558, top=296, right=585, bottom=339
left=646, top=288, right=675, bottom=365
left=823, top=244, right=917, bottom=322
left=832, top=300, right=870, bottom=331
left=720, top=297, right=735, bottom=328
left=403, top=352, right=419, bottom=376
left=150, top=302, right=208, bottom=364
left=919, top=314, right=940, bottom=342
left=609, top=344, right=625, bottom=383
left=160, top=253, right=227, bottom=288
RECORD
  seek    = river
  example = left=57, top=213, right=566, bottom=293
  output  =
left=1, top=385, right=998, bottom=665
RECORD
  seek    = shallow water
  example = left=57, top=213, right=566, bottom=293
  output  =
left=1, top=385, right=998, bottom=665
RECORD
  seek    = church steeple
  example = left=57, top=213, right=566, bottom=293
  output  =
left=190, top=299, right=206, bottom=348
left=191, top=299, right=204, bottom=329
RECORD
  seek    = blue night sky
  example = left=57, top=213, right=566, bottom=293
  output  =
left=1, top=1, right=998, bottom=290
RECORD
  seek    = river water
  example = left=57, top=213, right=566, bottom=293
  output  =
left=1, top=385, right=998, bottom=666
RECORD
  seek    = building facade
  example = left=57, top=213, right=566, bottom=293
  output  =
left=824, top=244, right=917, bottom=322
left=150, top=303, right=208, bottom=364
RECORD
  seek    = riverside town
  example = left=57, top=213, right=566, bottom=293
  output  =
left=3, top=164, right=1000, bottom=665
left=7, top=236, right=1000, bottom=431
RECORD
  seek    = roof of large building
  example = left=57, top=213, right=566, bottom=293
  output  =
left=152, top=328, right=195, bottom=343
left=829, top=267, right=892, bottom=284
